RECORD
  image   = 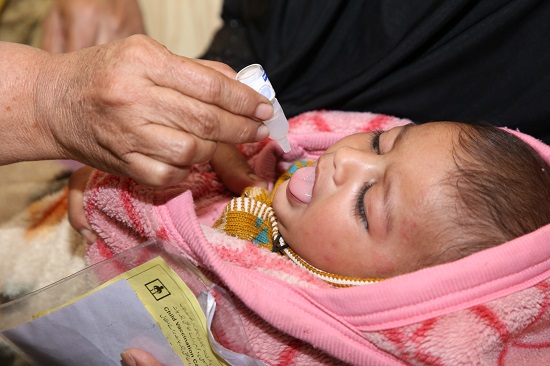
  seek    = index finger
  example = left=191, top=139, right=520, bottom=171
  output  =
left=194, top=59, right=239, bottom=79
left=148, top=52, right=274, bottom=121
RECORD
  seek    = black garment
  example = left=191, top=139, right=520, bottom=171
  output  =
left=202, top=0, right=550, bottom=143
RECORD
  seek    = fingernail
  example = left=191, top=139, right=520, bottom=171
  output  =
left=254, top=103, right=274, bottom=120
left=121, top=351, right=136, bottom=366
left=80, top=229, right=97, bottom=244
left=255, top=125, right=270, bottom=141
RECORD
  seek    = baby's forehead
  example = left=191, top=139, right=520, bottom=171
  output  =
left=398, top=152, right=463, bottom=229
left=404, top=121, right=463, bottom=134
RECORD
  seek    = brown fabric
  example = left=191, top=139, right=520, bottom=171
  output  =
left=0, top=0, right=51, bottom=47
left=0, top=161, right=70, bottom=224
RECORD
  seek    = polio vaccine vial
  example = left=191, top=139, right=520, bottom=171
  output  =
left=236, top=64, right=291, bottom=153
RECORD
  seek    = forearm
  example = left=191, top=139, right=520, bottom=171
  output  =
left=0, top=42, right=61, bottom=164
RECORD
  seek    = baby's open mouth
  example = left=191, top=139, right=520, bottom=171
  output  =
left=288, top=165, right=316, bottom=204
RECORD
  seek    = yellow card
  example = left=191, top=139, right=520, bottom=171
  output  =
left=123, top=257, right=226, bottom=365
left=37, top=256, right=226, bottom=365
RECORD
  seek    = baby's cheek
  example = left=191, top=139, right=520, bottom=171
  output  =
left=399, top=215, right=419, bottom=247
left=368, top=251, right=398, bottom=277
left=287, top=225, right=325, bottom=260
left=388, top=215, right=425, bottom=275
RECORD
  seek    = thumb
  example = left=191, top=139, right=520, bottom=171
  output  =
left=211, top=143, right=268, bottom=195
left=121, top=349, right=162, bottom=366
left=68, top=166, right=97, bottom=243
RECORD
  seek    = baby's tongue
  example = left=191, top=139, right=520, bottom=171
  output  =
left=288, top=166, right=316, bottom=204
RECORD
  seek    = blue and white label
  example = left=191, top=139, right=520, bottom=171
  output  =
left=237, top=64, right=276, bottom=102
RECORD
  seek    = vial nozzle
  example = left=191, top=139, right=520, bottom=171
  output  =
left=236, top=64, right=291, bottom=153
left=277, top=137, right=291, bottom=153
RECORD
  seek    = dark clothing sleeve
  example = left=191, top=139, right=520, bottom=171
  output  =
left=202, top=0, right=550, bottom=143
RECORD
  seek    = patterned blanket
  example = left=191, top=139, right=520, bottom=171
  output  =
left=3, top=110, right=550, bottom=365
left=85, top=110, right=550, bottom=365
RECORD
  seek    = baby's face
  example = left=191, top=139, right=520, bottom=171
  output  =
left=272, top=122, right=460, bottom=278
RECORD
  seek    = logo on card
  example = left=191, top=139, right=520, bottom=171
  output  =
left=145, top=279, right=171, bottom=301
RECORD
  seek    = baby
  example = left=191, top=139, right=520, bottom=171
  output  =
left=213, top=121, right=550, bottom=286
left=61, top=114, right=550, bottom=365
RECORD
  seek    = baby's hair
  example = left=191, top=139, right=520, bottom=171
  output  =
left=425, top=122, right=550, bottom=267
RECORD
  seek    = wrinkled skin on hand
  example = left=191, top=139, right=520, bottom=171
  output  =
left=42, top=0, right=145, bottom=53
left=35, top=35, right=272, bottom=187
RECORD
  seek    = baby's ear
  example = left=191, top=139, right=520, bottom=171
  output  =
left=211, top=143, right=268, bottom=195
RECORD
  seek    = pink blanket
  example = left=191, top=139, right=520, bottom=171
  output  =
left=85, top=111, right=550, bottom=365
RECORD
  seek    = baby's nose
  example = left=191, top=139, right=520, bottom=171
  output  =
left=333, top=146, right=381, bottom=185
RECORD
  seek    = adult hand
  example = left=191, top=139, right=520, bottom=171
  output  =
left=28, top=35, right=273, bottom=187
left=121, top=349, right=162, bottom=366
left=42, top=0, right=145, bottom=53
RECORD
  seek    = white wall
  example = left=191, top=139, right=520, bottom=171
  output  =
left=138, top=0, right=223, bottom=58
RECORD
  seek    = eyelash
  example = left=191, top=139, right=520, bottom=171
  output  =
left=355, top=182, right=373, bottom=229
left=372, top=130, right=382, bottom=154
left=354, top=130, right=383, bottom=229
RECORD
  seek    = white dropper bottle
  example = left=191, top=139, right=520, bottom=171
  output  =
left=236, top=64, right=291, bottom=153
